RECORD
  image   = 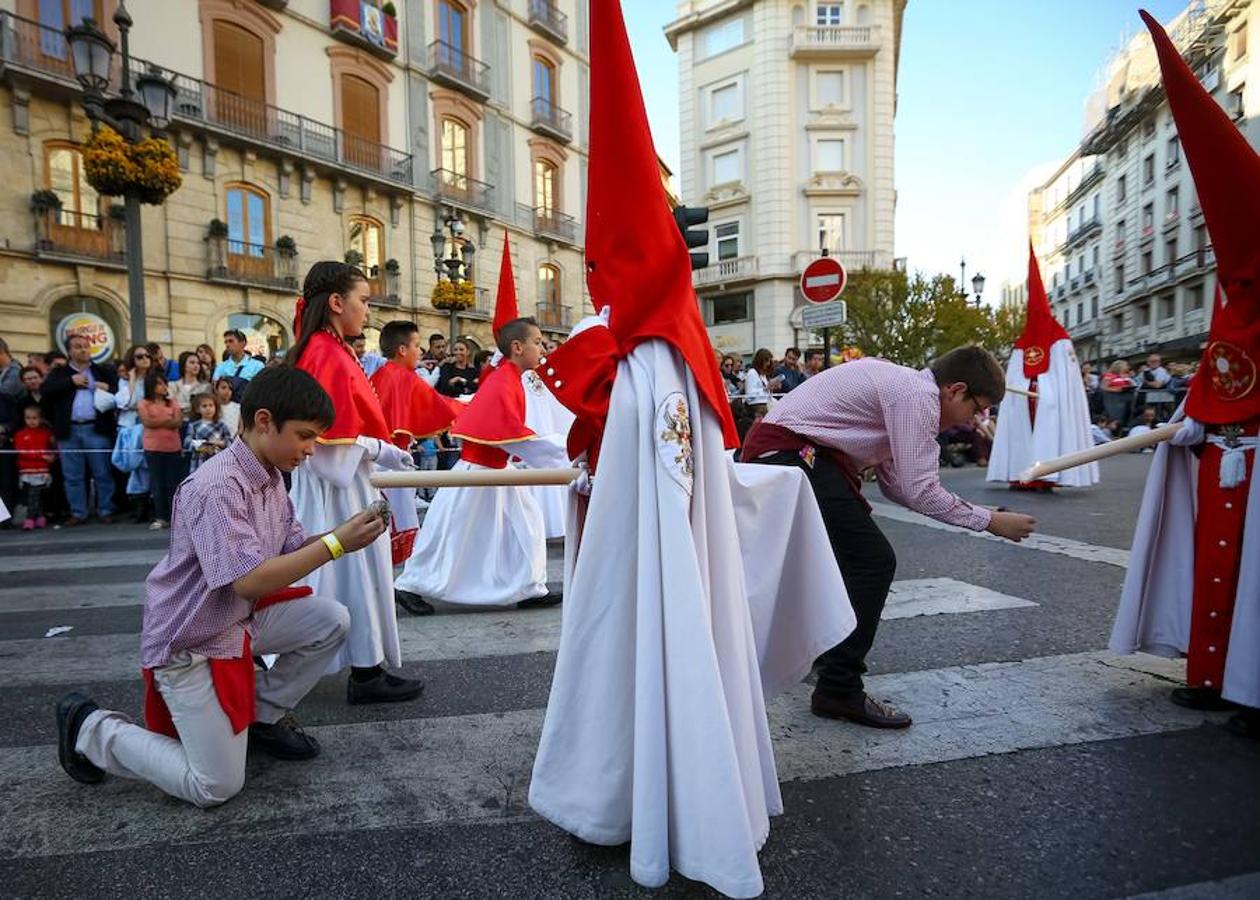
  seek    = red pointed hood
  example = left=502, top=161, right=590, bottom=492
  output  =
left=1015, top=243, right=1070, bottom=378
left=1141, top=10, right=1260, bottom=422
left=492, top=230, right=519, bottom=338
left=584, top=0, right=737, bottom=447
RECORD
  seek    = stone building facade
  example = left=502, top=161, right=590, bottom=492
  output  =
left=0, top=0, right=589, bottom=360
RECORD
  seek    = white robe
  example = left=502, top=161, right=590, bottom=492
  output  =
left=1109, top=409, right=1260, bottom=708
left=521, top=368, right=574, bottom=539
left=987, top=340, right=1098, bottom=486
left=529, top=340, right=855, bottom=898
left=291, top=441, right=399, bottom=672
left=394, top=437, right=568, bottom=606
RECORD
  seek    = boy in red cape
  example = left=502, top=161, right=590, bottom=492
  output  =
left=56, top=366, right=385, bottom=806
left=394, top=316, right=568, bottom=609
left=369, top=320, right=459, bottom=577
left=1110, top=11, right=1260, bottom=739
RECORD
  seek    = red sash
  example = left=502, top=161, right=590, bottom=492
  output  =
left=742, top=421, right=871, bottom=512
left=141, top=587, right=312, bottom=739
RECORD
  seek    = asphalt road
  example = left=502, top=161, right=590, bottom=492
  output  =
left=0, top=452, right=1257, bottom=899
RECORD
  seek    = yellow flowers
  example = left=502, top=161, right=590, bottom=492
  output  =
left=431, top=279, right=475, bottom=311
left=82, top=126, right=182, bottom=204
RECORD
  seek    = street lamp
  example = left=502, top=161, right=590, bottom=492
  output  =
left=431, top=208, right=477, bottom=340
left=971, top=272, right=986, bottom=307
left=65, top=4, right=176, bottom=346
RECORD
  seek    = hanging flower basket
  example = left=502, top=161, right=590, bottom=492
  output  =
left=432, top=279, right=475, bottom=311
left=82, top=126, right=181, bottom=205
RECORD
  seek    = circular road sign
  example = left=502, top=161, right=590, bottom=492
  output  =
left=800, top=255, right=847, bottom=304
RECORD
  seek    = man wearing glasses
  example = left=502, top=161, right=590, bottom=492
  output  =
left=742, top=346, right=1036, bottom=729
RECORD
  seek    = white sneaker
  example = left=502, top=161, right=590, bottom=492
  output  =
left=148, top=520, right=167, bottom=531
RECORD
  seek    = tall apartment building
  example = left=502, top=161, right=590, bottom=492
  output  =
left=665, top=0, right=905, bottom=358
left=1027, top=0, right=1257, bottom=367
left=0, top=0, right=589, bottom=360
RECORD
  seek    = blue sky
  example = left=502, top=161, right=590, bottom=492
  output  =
left=622, top=0, right=1188, bottom=304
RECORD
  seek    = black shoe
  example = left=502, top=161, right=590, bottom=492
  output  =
left=56, top=692, right=105, bottom=784
left=347, top=671, right=425, bottom=705
left=1170, top=686, right=1239, bottom=712
left=395, top=589, right=435, bottom=616
left=1226, top=708, right=1260, bottom=739
left=249, top=714, right=321, bottom=760
left=811, top=690, right=912, bottom=729
left=517, top=591, right=563, bottom=610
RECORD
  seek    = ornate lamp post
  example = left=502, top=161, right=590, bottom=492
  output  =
left=971, top=271, right=986, bottom=307
left=65, top=3, right=176, bottom=346
left=430, top=209, right=477, bottom=341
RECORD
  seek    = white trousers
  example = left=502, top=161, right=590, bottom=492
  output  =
left=76, top=596, right=350, bottom=808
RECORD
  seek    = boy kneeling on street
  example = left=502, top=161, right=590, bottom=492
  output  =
left=56, top=366, right=389, bottom=807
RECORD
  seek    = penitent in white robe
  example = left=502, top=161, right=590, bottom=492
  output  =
left=522, top=368, right=575, bottom=539
left=291, top=440, right=399, bottom=672
left=987, top=340, right=1098, bottom=486
left=1109, top=408, right=1260, bottom=708
left=530, top=339, right=855, bottom=898
left=393, top=436, right=569, bottom=606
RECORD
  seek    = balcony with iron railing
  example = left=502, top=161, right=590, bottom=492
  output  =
left=534, top=207, right=577, bottom=243
left=792, top=249, right=896, bottom=272
left=33, top=208, right=126, bottom=267
left=207, top=237, right=300, bottom=292
left=432, top=168, right=494, bottom=212
left=535, top=301, right=573, bottom=331
left=1066, top=215, right=1102, bottom=247
left=527, top=0, right=569, bottom=44
left=694, top=255, right=759, bottom=288
left=530, top=96, right=573, bottom=143
left=789, top=25, right=881, bottom=58
left=427, top=40, right=491, bottom=102
left=457, top=286, right=493, bottom=319
left=0, top=13, right=415, bottom=187
left=1061, top=163, right=1105, bottom=211
left=329, top=0, right=399, bottom=59
left=365, top=267, right=402, bottom=306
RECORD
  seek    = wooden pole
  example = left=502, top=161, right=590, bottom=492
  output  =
left=1005, top=384, right=1038, bottom=399
left=1018, top=422, right=1182, bottom=482
left=371, top=468, right=580, bottom=489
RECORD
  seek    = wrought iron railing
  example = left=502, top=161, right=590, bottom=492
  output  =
left=533, top=208, right=577, bottom=242
left=427, top=40, right=490, bottom=98
left=432, top=168, right=494, bottom=210
left=536, top=301, right=572, bottom=330
left=207, top=236, right=300, bottom=290
left=33, top=209, right=125, bottom=264
left=530, top=97, right=572, bottom=141
left=527, top=0, right=569, bottom=43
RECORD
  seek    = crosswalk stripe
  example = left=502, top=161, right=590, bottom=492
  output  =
left=0, top=650, right=1212, bottom=859
left=869, top=501, right=1131, bottom=568
left=0, top=578, right=1036, bottom=681
left=1122, top=873, right=1260, bottom=900
left=0, top=549, right=165, bottom=574
left=0, top=584, right=143, bottom=614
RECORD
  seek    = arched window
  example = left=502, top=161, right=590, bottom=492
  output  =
left=440, top=116, right=470, bottom=186
left=534, top=159, right=558, bottom=216
left=533, top=55, right=556, bottom=109
left=224, top=183, right=271, bottom=278
left=348, top=216, right=384, bottom=274
left=537, top=263, right=561, bottom=323
left=212, top=20, right=266, bottom=130
left=437, top=0, right=468, bottom=54
left=44, top=141, right=101, bottom=229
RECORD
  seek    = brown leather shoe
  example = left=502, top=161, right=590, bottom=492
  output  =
left=62, top=516, right=85, bottom=528
left=811, top=691, right=912, bottom=729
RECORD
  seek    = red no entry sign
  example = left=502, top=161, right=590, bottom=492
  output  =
left=800, top=256, right=847, bottom=304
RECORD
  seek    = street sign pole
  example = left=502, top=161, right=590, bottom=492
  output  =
left=822, top=327, right=830, bottom=370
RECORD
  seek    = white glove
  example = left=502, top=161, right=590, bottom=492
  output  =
left=1169, top=417, right=1205, bottom=447
left=571, top=457, right=592, bottom=497
left=372, top=440, right=416, bottom=471
left=567, top=306, right=611, bottom=339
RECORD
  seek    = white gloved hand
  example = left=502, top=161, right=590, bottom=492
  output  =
left=571, top=456, right=592, bottom=497
left=373, top=440, right=416, bottom=471
left=1169, top=417, right=1205, bottom=447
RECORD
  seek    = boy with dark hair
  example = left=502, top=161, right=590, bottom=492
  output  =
left=57, top=366, right=389, bottom=807
left=743, top=345, right=1036, bottom=728
left=395, top=316, right=569, bottom=609
left=369, top=320, right=458, bottom=581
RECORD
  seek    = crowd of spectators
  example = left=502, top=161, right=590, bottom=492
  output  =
left=1, top=324, right=549, bottom=529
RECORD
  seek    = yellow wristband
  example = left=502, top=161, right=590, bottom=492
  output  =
left=321, top=532, right=345, bottom=560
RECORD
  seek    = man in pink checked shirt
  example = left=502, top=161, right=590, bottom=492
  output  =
left=742, top=346, right=1037, bottom=729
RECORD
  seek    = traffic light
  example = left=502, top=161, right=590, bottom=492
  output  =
left=673, top=205, right=710, bottom=271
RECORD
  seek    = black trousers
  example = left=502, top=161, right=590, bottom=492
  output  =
left=752, top=450, right=896, bottom=697
left=145, top=450, right=187, bottom=523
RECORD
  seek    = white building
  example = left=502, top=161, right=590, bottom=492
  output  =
left=1028, top=0, right=1258, bottom=367
left=665, top=0, right=906, bottom=358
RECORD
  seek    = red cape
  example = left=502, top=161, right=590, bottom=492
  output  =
left=370, top=362, right=458, bottom=448
left=451, top=360, right=534, bottom=445
left=295, top=330, right=390, bottom=442
left=1015, top=243, right=1070, bottom=379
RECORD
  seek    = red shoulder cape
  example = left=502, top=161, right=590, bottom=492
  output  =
left=370, top=362, right=458, bottom=447
left=296, top=331, right=389, bottom=442
left=450, top=360, right=534, bottom=445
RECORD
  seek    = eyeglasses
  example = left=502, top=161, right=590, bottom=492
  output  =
left=133, top=353, right=150, bottom=360
left=967, top=394, right=985, bottom=417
